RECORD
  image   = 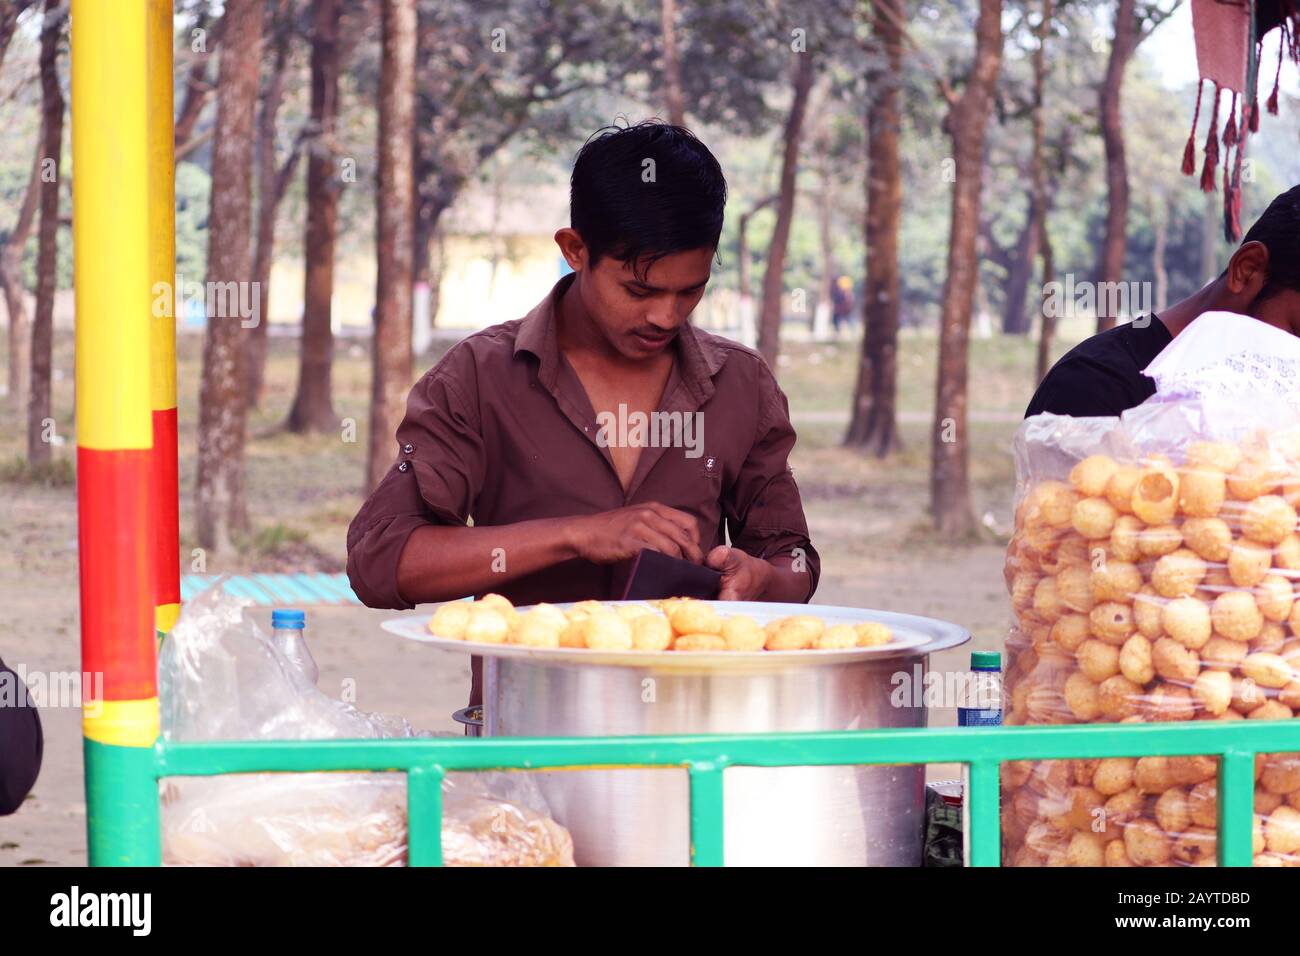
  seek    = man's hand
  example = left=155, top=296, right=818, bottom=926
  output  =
left=706, top=545, right=774, bottom=601
left=570, top=502, right=703, bottom=564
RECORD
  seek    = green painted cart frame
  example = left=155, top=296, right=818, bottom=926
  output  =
left=92, top=718, right=1300, bottom=866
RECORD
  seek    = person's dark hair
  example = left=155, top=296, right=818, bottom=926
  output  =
left=569, top=120, right=728, bottom=279
left=1239, top=184, right=1300, bottom=300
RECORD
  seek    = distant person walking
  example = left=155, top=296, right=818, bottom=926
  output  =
left=831, top=275, right=854, bottom=333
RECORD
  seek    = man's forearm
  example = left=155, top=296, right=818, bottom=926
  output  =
left=760, top=555, right=815, bottom=603
left=395, top=518, right=581, bottom=605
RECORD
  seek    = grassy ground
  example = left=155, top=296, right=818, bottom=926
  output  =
left=0, top=318, right=1090, bottom=864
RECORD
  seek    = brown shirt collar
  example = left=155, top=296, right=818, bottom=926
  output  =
left=513, top=272, right=728, bottom=404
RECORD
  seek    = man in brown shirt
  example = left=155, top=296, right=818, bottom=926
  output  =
left=347, top=122, right=819, bottom=697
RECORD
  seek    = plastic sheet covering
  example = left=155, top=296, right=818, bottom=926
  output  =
left=158, top=584, right=573, bottom=866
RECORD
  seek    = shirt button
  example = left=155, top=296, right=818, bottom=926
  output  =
left=402, top=442, right=414, bottom=454
left=398, top=461, right=410, bottom=473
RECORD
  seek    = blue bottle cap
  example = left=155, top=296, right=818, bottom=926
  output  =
left=272, top=609, right=306, bottom=630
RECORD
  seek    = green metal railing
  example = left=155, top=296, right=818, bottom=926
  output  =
left=149, top=720, right=1300, bottom=866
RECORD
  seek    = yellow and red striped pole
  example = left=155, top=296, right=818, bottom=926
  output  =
left=147, top=0, right=180, bottom=636
left=73, top=0, right=162, bottom=864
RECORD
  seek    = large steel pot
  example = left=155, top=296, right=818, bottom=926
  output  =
left=384, top=601, right=968, bottom=867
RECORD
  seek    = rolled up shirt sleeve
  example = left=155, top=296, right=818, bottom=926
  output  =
left=724, top=369, right=820, bottom=601
left=0, top=655, right=42, bottom=815
left=346, top=347, right=485, bottom=609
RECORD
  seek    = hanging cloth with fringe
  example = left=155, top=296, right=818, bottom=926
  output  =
left=1186, top=0, right=1299, bottom=239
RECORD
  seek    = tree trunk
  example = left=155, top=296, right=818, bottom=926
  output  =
left=287, top=0, right=342, bottom=433
left=930, top=0, right=1003, bottom=537
left=1152, top=199, right=1168, bottom=313
left=246, top=0, right=302, bottom=409
left=366, top=0, right=416, bottom=493
left=756, top=50, right=815, bottom=369
left=1000, top=192, right=1040, bottom=335
left=3, top=132, right=41, bottom=415
left=27, top=0, right=64, bottom=466
left=1036, top=220, right=1056, bottom=384
left=1199, top=187, right=1218, bottom=286
left=659, top=0, right=685, bottom=126
left=845, top=0, right=903, bottom=456
left=195, top=0, right=262, bottom=552
left=1094, top=0, right=1137, bottom=332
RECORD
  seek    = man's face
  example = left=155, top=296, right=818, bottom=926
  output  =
left=1224, top=241, right=1300, bottom=336
left=570, top=244, right=716, bottom=359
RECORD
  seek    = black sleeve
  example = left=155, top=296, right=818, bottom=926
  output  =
left=1024, top=358, right=1148, bottom=419
left=0, top=656, right=42, bottom=815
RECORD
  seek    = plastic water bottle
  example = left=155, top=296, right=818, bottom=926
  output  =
left=271, top=609, right=319, bottom=687
left=957, top=651, right=1002, bottom=727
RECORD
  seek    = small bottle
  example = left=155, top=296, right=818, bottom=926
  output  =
left=271, top=609, right=319, bottom=687
left=957, top=651, right=1002, bottom=727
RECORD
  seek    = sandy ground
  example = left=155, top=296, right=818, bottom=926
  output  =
left=0, top=478, right=1007, bottom=866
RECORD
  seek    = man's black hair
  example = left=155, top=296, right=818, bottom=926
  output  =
left=1240, top=184, right=1300, bottom=300
left=569, top=120, right=728, bottom=280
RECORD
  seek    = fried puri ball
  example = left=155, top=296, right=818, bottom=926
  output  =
left=1097, top=676, right=1143, bottom=721
left=429, top=601, right=473, bottom=639
left=1123, top=818, right=1172, bottom=866
left=674, top=633, right=728, bottom=652
left=1260, top=754, right=1300, bottom=795
left=1228, top=456, right=1282, bottom=500
left=1247, top=700, right=1294, bottom=720
left=1152, top=637, right=1200, bottom=683
left=815, top=623, right=860, bottom=650
left=1252, top=621, right=1288, bottom=654
left=1187, top=440, right=1244, bottom=474
left=1257, top=575, right=1296, bottom=623
left=579, top=611, right=634, bottom=651
left=630, top=614, right=674, bottom=651
left=1171, top=826, right=1217, bottom=865
left=1077, top=638, right=1121, bottom=683
left=1192, top=668, right=1233, bottom=716
left=1033, top=576, right=1064, bottom=621
left=1181, top=517, right=1233, bottom=562
left=1265, top=806, right=1300, bottom=855
left=1110, top=515, right=1143, bottom=562
left=1105, top=841, right=1137, bottom=866
left=1155, top=786, right=1192, bottom=832
left=669, top=600, right=723, bottom=636
left=1138, top=524, right=1183, bottom=558
left=1093, top=758, right=1137, bottom=796
left=1071, top=455, right=1119, bottom=497
left=1027, top=480, right=1078, bottom=528
left=1276, top=534, right=1300, bottom=570
left=1118, top=635, right=1155, bottom=686
left=1151, top=549, right=1207, bottom=599
left=476, top=593, right=519, bottom=626
left=614, top=603, right=655, bottom=623
left=1056, top=565, right=1095, bottom=613
left=1133, top=587, right=1164, bottom=640
left=1143, top=683, right=1196, bottom=722
left=1092, top=560, right=1143, bottom=603
left=765, top=615, right=823, bottom=650
left=1212, top=590, right=1265, bottom=641
left=1063, top=671, right=1101, bottom=721
left=1090, top=602, right=1136, bottom=645
left=1132, top=465, right=1180, bottom=526
left=1179, top=467, right=1226, bottom=518
left=464, top=606, right=510, bottom=644
left=1160, top=596, right=1212, bottom=650
left=558, top=619, right=587, bottom=648
left=511, top=615, right=563, bottom=648
left=1053, top=614, right=1091, bottom=652
left=855, top=622, right=893, bottom=647
left=1227, top=538, right=1273, bottom=588
left=1242, top=652, right=1295, bottom=689
left=1106, top=466, right=1142, bottom=515
left=1064, top=831, right=1106, bottom=867
left=1241, top=495, right=1299, bottom=545
left=719, top=615, right=765, bottom=652
left=1072, top=497, right=1118, bottom=539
